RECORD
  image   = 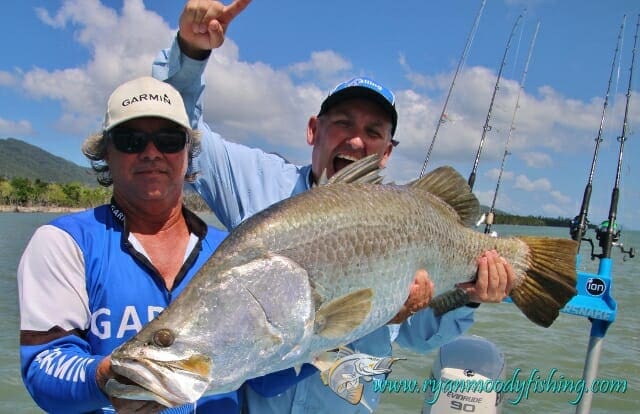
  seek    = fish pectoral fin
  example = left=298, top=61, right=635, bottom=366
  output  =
left=314, top=288, right=374, bottom=339
left=428, top=287, right=470, bottom=316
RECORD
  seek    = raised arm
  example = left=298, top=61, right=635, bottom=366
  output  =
left=178, top=0, right=251, bottom=58
left=152, top=0, right=305, bottom=230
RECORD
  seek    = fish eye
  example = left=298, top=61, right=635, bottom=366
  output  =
left=153, top=328, right=175, bottom=347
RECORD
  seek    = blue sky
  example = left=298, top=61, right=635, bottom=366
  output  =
left=1, top=0, right=639, bottom=230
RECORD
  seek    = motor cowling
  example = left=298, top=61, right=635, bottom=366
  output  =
left=423, top=335, right=506, bottom=414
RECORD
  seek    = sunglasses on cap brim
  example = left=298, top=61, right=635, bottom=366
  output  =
left=107, top=128, right=189, bottom=154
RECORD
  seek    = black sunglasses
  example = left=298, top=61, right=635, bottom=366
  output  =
left=107, top=128, right=189, bottom=154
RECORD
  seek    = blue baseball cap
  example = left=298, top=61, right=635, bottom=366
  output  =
left=318, top=77, right=399, bottom=145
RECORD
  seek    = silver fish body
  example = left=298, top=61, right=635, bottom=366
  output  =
left=107, top=156, right=577, bottom=407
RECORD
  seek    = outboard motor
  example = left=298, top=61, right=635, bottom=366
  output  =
left=423, top=335, right=505, bottom=414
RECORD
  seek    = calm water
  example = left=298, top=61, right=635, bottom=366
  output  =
left=1, top=213, right=638, bottom=413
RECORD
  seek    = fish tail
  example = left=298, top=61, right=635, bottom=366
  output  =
left=510, top=237, right=578, bottom=327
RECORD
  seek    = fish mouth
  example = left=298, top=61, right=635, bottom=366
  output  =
left=333, top=154, right=359, bottom=175
left=109, top=354, right=212, bottom=407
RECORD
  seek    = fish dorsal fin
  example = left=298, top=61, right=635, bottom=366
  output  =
left=314, top=288, right=373, bottom=339
left=326, top=154, right=384, bottom=185
left=335, top=345, right=356, bottom=359
left=409, top=166, right=480, bottom=226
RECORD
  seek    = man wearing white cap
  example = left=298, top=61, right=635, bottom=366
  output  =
left=17, top=76, right=246, bottom=413
left=150, top=1, right=515, bottom=413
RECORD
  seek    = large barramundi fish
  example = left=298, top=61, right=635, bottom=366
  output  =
left=106, top=155, right=577, bottom=408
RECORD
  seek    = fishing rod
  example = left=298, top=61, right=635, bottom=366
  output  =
left=468, top=12, right=524, bottom=190
left=419, top=0, right=486, bottom=177
left=484, top=22, right=540, bottom=235
left=597, top=14, right=638, bottom=260
left=574, top=14, right=639, bottom=414
left=569, top=16, right=626, bottom=252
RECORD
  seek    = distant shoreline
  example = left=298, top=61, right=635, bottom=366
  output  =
left=0, top=205, right=85, bottom=213
left=0, top=204, right=213, bottom=216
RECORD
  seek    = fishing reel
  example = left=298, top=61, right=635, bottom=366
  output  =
left=616, top=244, right=636, bottom=261
left=582, top=220, right=636, bottom=261
left=569, top=215, right=588, bottom=242
left=596, top=221, right=635, bottom=261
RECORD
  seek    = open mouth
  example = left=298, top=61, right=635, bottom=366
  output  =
left=109, top=356, right=212, bottom=407
left=333, top=154, right=359, bottom=174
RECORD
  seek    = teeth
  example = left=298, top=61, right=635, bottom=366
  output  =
left=335, top=154, right=358, bottom=162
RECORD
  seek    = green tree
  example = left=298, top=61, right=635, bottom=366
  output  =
left=10, top=177, right=33, bottom=205
left=80, top=186, right=111, bottom=207
left=0, top=180, right=13, bottom=204
left=32, top=179, right=49, bottom=205
left=45, top=183, right=69, bottom=206
left=62, top=182, right=83, bottom=207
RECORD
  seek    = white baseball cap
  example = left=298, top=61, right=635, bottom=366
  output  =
left=103, top=76, right=190, bottom=131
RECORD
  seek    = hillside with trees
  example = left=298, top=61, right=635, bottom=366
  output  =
left=0, top=137, right=573, bottom=226
left=0, top=138, right=95, bottom=186
left=0, top=138, right=108, bottom=209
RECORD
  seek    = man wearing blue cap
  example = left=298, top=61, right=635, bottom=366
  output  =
left=151, top=1, right=515, bottom=412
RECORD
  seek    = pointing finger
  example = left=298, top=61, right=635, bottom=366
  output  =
left=220, top=0, right=252, bottom=26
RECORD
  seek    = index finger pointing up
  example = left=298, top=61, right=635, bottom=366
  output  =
left=219, top=0, right=252, bottom=26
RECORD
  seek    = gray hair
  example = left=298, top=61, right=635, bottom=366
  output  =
left=81, top=128, right=202, bottom=187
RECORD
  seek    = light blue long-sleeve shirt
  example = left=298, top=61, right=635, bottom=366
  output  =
left=151, top=37, right=475, bottom=413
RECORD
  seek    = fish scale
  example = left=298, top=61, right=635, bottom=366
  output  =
left=107, top=155, right=577, bottom=408
left=264, top=183, right=484, bottom=295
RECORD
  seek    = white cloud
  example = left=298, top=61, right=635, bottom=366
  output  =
left=0, top=118, right=36, bottom=137
left=542, top=203, right=569, bottom=217
left=484, top=167, right=514, bottom=181
left=399, top=53, right=429, bottom=88
left=520, top=151, right=553, bottom=168
left=18, top=0, right=332, bottom=152
left=8, top=0, right=639, bottom=230
left=550, top=190, right=572, bottom=204
left=0, top=71, right=18, bottom=86
left=201, top=54, right=322, bottom=151
left=21, top=0, right=174, bottom=135
left=474, top=189, right=495, bottom=207
left=514, top=174, right=552, bottom=191
left=288, top=50, right=352, bottom=82
left=391, top=65, right=613, bottom=179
